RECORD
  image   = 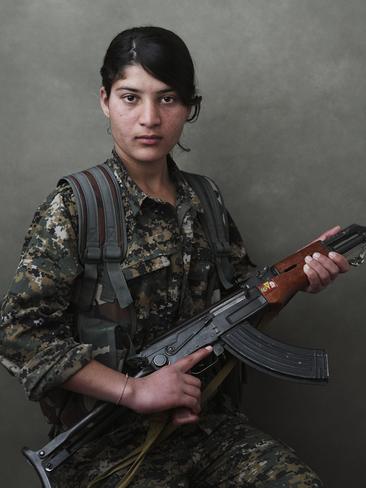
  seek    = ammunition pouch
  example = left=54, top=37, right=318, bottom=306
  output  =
left=77, top=312, right=131, bottom=372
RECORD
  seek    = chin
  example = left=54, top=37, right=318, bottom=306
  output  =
left=132, top=148, right=170, bottom=164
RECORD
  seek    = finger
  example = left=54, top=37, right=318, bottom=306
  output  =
left=181, top=394, right=201, bottom=414
left=306, top=225, right=341, bottom=246
left=328, top=251, right=350, bottom=273
left=184, top=374, right=202, bottom=389
left=317, top=225, right=341, bottom=242
left=304, top=255, right=332, bottom=287
left=183, top=383, right=201, bottom=399
left=303, top=262, right=323, bottom=293
left=311, top=253, right=340, bottom=280
left=171, top=408, right=200, bottom=425
left=175, top=346, right=213, bottom=373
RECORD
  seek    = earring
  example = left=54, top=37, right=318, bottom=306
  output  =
left=107, top=120, right=111, bottom=135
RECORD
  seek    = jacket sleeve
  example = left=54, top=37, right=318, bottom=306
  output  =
left=0, top=185, right=93, bottom=401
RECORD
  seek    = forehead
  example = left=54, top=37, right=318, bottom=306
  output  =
left=113, top=64, right=173, bottom=92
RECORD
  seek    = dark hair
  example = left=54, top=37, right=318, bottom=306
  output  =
left=100, top=26, right=201, bottom=122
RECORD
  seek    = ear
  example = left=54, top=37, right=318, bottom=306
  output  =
left=186, top=106, right=192, bottom=121
left=99, top=86, right=110, bottom=118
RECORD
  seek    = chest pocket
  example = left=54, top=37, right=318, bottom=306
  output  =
left=122, top=252, right=173, bottom=280
left=122, top=237, right=182, bottom=278
left=122, top=244, right=182, bottom=314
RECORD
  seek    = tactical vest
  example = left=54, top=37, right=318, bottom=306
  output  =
left=41, top=159, right=236, bottom=432
left=58, top=160, right=235, bottom=372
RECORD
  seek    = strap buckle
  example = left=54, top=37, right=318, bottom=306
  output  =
left=104, top=245, right=123, bottom=262
left=214, top=241, right=231, bottom=255
left=84, top=246, right=102, bottom=263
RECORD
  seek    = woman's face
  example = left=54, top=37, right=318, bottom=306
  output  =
left=100, top=64, right=190, bottom=168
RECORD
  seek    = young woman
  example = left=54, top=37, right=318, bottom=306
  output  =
left=0, top=26, right=348, bottom=487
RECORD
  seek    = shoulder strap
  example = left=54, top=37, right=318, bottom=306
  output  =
left=182, top=172, right=234, bottom=290
left=58, top=163, right=133, bottom=311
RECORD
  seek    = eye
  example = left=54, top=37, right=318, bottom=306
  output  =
left=161, top=95, right=177, bottom=104
left=122, top=94, right=137, bottom=103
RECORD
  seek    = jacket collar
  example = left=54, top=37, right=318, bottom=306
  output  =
left=105, top=149, right=203, bottom=218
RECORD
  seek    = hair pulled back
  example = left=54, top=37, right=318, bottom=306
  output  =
left=100, top=26, right=201, bottom=122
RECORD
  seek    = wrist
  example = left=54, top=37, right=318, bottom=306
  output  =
left=118, top=375, right=137, bottom=410
left=115, top=373, right=129, bottom=405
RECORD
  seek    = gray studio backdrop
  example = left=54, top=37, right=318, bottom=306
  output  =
left=1, top=1, right=365, bottom=487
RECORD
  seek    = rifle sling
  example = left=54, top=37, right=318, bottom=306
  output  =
left=86, top=358, right=237, bottom=488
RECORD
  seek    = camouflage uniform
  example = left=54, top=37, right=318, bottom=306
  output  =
left=0, top=151, right=323, bottom=487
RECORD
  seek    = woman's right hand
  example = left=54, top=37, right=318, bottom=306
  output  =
left=122, top=346, right=213, bottom=423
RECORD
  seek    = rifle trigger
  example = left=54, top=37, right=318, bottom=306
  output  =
left=213, top=342, right=225, bottom=357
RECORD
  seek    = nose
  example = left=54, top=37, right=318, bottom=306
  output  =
left=139, top=100, right=161, bottom=128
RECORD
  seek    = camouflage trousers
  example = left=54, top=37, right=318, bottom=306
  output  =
left=50, top=409, right=322, bottom=488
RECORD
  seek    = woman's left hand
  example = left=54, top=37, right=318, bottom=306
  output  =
left=303, top=225, right=350, bottom=293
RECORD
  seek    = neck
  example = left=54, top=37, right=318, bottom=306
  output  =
left=114, top=148, right=176, bottom=206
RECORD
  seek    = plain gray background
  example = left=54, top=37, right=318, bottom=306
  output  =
left=1, top=1, right=365, bottom=487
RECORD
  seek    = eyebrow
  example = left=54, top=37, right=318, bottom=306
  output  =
left=115, top=86, right=176, bottom=94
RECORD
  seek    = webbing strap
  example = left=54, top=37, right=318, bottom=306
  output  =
left=59, top=163, right=132, bottom=311
left=183, top=173, right=234, bottom=290
left=88, top=166, right=132, bottom=309
left=86, top=358, right=238, bottom=488
left=61, top=172, right=102, bottom=310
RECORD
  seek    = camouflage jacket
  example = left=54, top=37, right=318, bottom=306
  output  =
left=0, top=151, right=251, bottom=409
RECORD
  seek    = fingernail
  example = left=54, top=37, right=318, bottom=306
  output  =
left=313, top=252, right=321, bottom=260
left=304, top=264, right=310, bottom=272
left=328, top=251, right=336, bottom=259
left=305, top=255, right=312, bottom=263
left=205, top=346, right=213, bottom=351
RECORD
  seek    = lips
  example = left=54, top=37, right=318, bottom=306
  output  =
left=136, top=135, right=162, bottom=140
left=135, top=134, right=163, bottom=145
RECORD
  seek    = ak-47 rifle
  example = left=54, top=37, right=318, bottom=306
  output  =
left=23, top=224, right=366, bottom=488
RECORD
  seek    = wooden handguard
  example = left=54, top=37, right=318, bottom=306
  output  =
left=257, top=240, right=329, bottom=308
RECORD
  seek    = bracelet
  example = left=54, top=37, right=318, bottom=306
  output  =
left=116, top=373, right=129, bottom=405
